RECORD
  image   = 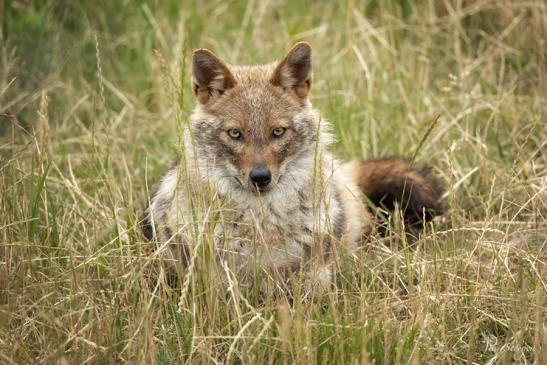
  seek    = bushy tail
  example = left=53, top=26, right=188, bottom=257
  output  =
left=353, top=157, right=444, bottom=231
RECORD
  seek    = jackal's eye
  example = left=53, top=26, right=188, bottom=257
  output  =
left=227, top=129, right=241, bottom=140
left=272, top=127, right=286, bottom=138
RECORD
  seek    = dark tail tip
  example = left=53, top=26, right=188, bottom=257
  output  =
left=356, top=157, right=444, bottom=231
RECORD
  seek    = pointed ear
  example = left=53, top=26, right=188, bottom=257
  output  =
left=192, top=49, right=236, bottom=104
left=271, top=42, right=312, bottom=100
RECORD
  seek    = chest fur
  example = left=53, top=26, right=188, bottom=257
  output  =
left=214, top=186, right=341, bottom=272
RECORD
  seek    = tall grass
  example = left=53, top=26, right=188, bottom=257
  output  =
left=1, top=0, right=545, bottom=363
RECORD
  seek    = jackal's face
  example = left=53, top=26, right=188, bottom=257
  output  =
left=190, top=43, right=320, bottom=194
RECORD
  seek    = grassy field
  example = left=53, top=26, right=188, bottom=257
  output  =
left=1, top=0, right=545, bottom=363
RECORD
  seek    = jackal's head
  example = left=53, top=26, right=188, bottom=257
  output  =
left=190, top=43, right=327, bottom=195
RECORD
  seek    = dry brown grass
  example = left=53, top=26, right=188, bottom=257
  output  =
left=1, top=0, right=545, bottom=363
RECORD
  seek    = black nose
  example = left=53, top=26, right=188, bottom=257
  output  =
left=249, top=166, right=272, bottom=190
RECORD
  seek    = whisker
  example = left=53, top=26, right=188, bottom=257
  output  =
left=219, top=175, right=245, bottom=188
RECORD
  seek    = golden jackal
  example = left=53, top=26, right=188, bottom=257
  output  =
left=143, top=43, right=443, bottom=295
